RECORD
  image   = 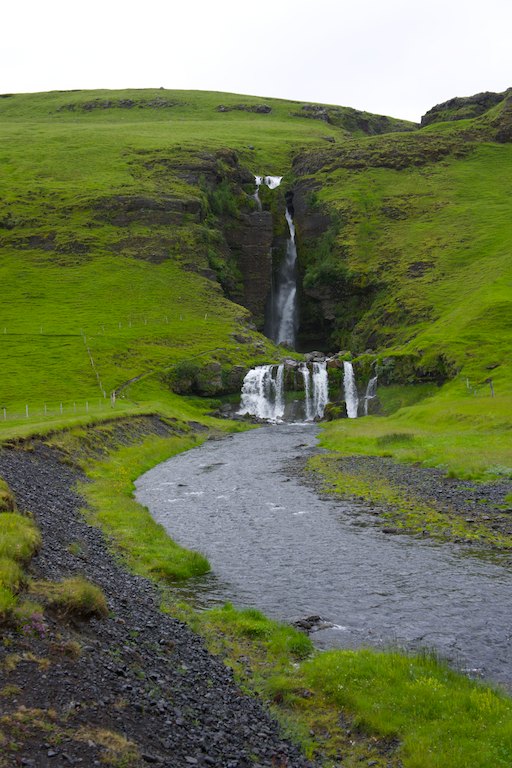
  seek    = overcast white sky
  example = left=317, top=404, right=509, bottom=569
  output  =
left=2, top=0, right=511, bottom=121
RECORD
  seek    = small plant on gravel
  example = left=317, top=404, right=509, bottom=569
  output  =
left=33, top=576, right=109, bottom=619
left=67, top=541, right=84, bottom=557
left=20, top=611, right=47, bottom=639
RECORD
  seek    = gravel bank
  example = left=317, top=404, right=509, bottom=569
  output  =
left=295, top=452, right=512, bottom=552
left=0, top=444, right=316, bottom=768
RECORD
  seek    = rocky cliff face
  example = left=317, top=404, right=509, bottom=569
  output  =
left=224, top=211, right=274, bottom=328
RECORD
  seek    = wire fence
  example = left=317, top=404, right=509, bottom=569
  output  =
left=0, top=397, right=120, bottom=424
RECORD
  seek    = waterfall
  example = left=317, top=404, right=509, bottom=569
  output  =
left=364, top=375, right=378, bottom=416
left=343, top=361, right=359, bottom=418
left=271, top=208, right=298, bottom=348
left=238, top=364, right=285, bottom=422
left=254, top=175, right=263, bottom=211
left=299, top=364, right=313, bottom=421
left=264, top=175, right=282, bottom=189
left=253, top=175, right=282, bottom=210
left=312, top=362, right=329, bottom=419
left=239, top=361, right=329, bottom=423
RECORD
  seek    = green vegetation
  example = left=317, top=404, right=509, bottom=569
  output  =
left=0, top=480, right=16, bottom=512
left=0, top=510, right=41, bottom=619
left=303, top=649, right=512, bottom=768
left=318, top=381, right=512, bottom=479
left=31, top=576, right=109, bottom=619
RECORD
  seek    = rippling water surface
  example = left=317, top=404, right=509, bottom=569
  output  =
left=135, top=425, right=512, bottom=688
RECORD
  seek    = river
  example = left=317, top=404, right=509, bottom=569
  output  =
left=135, top=424, right=512, bottom=689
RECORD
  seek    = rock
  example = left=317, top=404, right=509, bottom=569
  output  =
left=292, top=615, right=335, bottom=632
left=304, top=351, right=325, bottom=363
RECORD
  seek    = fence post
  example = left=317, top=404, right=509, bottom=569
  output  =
left=26, top=404, right=29, bottom=418
left=3, top=408, right=6, bottom=421
left=60, top=403, right=63, bottom=414
left=86, top=401, right=89, bottom=413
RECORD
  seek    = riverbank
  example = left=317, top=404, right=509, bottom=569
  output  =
left=298, top=452, right=512, bottom=558
left=2, top=418, right=512, bottom=768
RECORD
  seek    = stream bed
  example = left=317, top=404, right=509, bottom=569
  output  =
left=135, top=425, right=512, bottom=689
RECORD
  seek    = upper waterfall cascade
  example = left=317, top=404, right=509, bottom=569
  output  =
left=269, top=208, right=299, bottom=348
left=253, top=175, right=282, bottom=211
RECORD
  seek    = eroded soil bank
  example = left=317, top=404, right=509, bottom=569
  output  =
left=0, top=439, right=315, bottom=768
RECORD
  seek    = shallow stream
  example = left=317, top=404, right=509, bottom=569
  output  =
left=135, top=425, right=512, bottom=689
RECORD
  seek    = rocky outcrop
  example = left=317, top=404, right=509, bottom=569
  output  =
left=217, top=104, right=272, bottom=114
left=224, top=212, right=274, bottom=327
left=420, top=91, right=506, bottom=127
left=294, top=104, right=417, bottom=134
left=94, top=194, right=203, bottom=226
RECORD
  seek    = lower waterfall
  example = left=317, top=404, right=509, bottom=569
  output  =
left=364, top=375, right=378, bottom=416
left=343, top=361, right=359, bottom=419
left=238, top=364, right=285, bottom=422
left=239, top=362, right=329, bottom=422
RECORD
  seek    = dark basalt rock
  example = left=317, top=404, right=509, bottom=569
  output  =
left=420, top=90, right=505, bottom=127
left=94, top=194, right=203, bottom=226
left=216, top=104, right=272, bottom=114
left=225, top=211, right=274, bottom=327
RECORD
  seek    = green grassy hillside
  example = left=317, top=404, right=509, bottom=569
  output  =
left=0, top=89, right=415, bottom=421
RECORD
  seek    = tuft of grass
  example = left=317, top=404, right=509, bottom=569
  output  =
left=0, top=513, right=41, bottom=563
left=0, top=479, right=16, bottom=512
left=0, top=509, right=41, bottom=620
left=32, top=576, right=109, bottom=619
left=375, top=432, right=415, bottom=446
left=75, top=726, right=140, bottom=766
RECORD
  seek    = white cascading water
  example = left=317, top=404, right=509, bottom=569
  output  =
left=253, top=175, right=282, bottom=211
left=264, top=175, right=283, bottom=189
left=364, top=375, right=378, bottom=416
left=299, top=364, right=313, bottom=421
left=343, top=360, right=359, bottom=418
left=239, top=361, right=329, bottom=423
left=272, top=209, right=298, bottom=347
left=253, top=176, right=263, bottom=211
left=238, top=364, right=285, bottom=422
left=312, top=362, right=329, bottom=419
